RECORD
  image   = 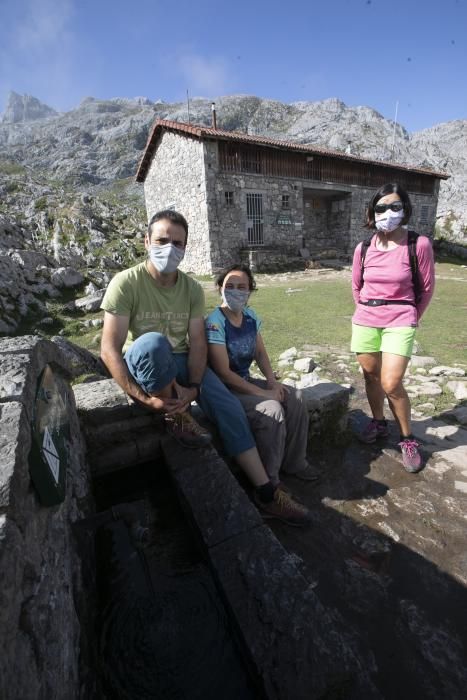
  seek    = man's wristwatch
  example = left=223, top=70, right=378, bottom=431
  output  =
left=188, top=382, right=201, bottom=399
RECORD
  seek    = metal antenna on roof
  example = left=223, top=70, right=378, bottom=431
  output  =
left=186, top=89, right=191, bottom=124
left=391, top=100, right=399, bottom=159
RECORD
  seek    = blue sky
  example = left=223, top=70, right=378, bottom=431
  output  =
left=0, top=0, right=465, bottom=132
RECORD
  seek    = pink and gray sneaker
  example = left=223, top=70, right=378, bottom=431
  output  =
left=358, top=418, right=389, bottom=444
left=398, top=437, right=423, bottom=473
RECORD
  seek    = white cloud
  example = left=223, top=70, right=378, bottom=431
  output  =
left=0, top=0, right=76, bottom=111
left=16, top=0, right=74, bottom=52
left=177, top=53, right=231, bottom=96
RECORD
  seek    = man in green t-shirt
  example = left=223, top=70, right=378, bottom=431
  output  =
left=100, top=210, right=311, bottom=526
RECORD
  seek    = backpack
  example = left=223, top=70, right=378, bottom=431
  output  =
left=359, top=230, right=421, bottom=303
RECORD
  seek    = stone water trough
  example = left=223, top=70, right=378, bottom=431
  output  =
left=0, top=335, right=382, bottom=699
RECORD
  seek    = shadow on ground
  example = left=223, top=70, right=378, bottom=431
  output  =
left=268, top=421, right=467, bottom=700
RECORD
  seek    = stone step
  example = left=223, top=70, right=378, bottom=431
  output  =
left=73, top=378, right=164, bottom=476
left=161, top=436, right=380, bottom=699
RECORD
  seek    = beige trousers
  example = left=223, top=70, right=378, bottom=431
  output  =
left=232, top=378, right=310, bottom=486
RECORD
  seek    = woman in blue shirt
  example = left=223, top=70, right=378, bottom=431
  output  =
left=206, top=264, right=318, bottom=488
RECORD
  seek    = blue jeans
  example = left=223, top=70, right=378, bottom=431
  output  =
left=124, top=332, right=255, bottom=457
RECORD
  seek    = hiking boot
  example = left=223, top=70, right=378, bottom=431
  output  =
left=358, top=418, right=389, bottom=444
left=398, top=437, right=422, bottom=473
left=255, top=488, right=312, bottom=527
left=165, top=412, right=212, bottom=448
left=287, top=463, right=321, bottom=482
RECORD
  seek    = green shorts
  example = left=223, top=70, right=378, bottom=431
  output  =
left=351, top=324, right=417, bottom=358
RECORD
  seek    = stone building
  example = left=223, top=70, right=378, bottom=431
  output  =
left=136, top=118, right=448, bottom=274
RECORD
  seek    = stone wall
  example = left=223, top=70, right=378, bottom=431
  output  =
left=143, top=131, right=212, bottom=274
left=303, top=189, right=352, bottom=258
left=204, top=141, right=306, bottom=271
left=0, top=337, right=94, bottom=700
left=205, top=141, right=441, bottom=271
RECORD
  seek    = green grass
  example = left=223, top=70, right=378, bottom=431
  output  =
left=205, top=268, right=467, bottom=368
left=415, top=279, right=467, bottom=365
left=206, top=278, right=355, bottom=365
left=40, top=259, right=467, bottom=373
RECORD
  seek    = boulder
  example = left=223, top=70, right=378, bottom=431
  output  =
left=279, top=347, right=298, bottom=361
left=409, top=356, right=436, bottom=368
left=428, top=366, right=465, bottom=377
left=50, top=267, right=85, bottom=289
left=446, top=381, right=467, bottom=401
left=294, top=357, right=316, bottom=373
left=73, top=291, right=105, bottom=313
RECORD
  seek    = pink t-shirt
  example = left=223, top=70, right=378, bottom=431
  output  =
left=351, top=232, right=435, bottom=329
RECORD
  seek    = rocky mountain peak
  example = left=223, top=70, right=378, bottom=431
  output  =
left=1, top=91, right=58, bottom=124
left=0, top=92, right=465, bottom=239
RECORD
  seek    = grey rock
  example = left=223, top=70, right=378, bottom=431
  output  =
left=293, top=357, right=316, bottom=373
left=51, top=337, right=107, bottom=379
left=162, top=438, right=262, bottom=548
left=50, top=267, right=85, bottom=288
left=73, top=378, right=136, bottom=424
left=279, top=346, right=298, bottom=360
left=302, top=381, right=350, bottom=411
left=409, top=356, right=436, bottom=368
left=443, top=405, right=467, bottom=426
left=429, top=365, right=466, bottom=377
left=398, top=600, right=467, bottom=696
left=1, top=91, right=57, bottom=123
left=0, top=335, right=93, bottom=698
left=425, top=425, right=460, bottom=440
left=405, top=382, right=443, bottom=396
left=446, top=380, right=467, bottom=400
left=73, top=291, right=105, bottom=312
left=278, top=358, right=293, bottom=368
left=297, top=371, right=322, bottom=389
left=0, top=402, right=23, bottom=508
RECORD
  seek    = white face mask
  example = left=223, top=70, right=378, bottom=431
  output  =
left=149, top=243, right=185, bottom=273
left=375, top=210, right=404, bottom=233
left=221, top=288, right=250, bottom=312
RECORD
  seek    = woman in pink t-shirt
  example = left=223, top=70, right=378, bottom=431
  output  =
left=351, top=183, right=435, bottom=473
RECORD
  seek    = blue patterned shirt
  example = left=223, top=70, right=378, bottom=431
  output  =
left=205, top=306, right=262, bottom=379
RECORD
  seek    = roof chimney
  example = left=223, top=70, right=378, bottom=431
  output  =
left=211, top=102, right=217, bottom=129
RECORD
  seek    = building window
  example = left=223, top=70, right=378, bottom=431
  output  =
left=246, top=193, right=264, bottom=245
left=281, top=194, right=290, bottom=209
left=420, top=205, right=430, bottom=225
left=225, top=191, right=234, bottom=206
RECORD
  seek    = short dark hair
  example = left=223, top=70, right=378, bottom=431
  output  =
left=215, top=264, right=257, bottom=292
left=148, top=210, right=189, bottom=242
left=366, top=183, right=412, bottom=229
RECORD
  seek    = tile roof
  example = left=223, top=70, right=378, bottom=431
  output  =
left=135, top=118, right=449, bottom=183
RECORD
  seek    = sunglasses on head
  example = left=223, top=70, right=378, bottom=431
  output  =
left=374, top=202, right=404, bottom=214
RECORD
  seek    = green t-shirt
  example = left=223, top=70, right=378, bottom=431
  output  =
left=101, top=262, right=205, bottom=352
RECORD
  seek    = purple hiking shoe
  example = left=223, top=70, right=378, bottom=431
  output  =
left=358, top=418, right=389, bottom=444
left=398, top=438, right=423, bottom=473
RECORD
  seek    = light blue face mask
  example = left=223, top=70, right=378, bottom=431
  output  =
left=221, top=288, right=250, bottom=312
left=149, top=243, right=185, bottom=273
